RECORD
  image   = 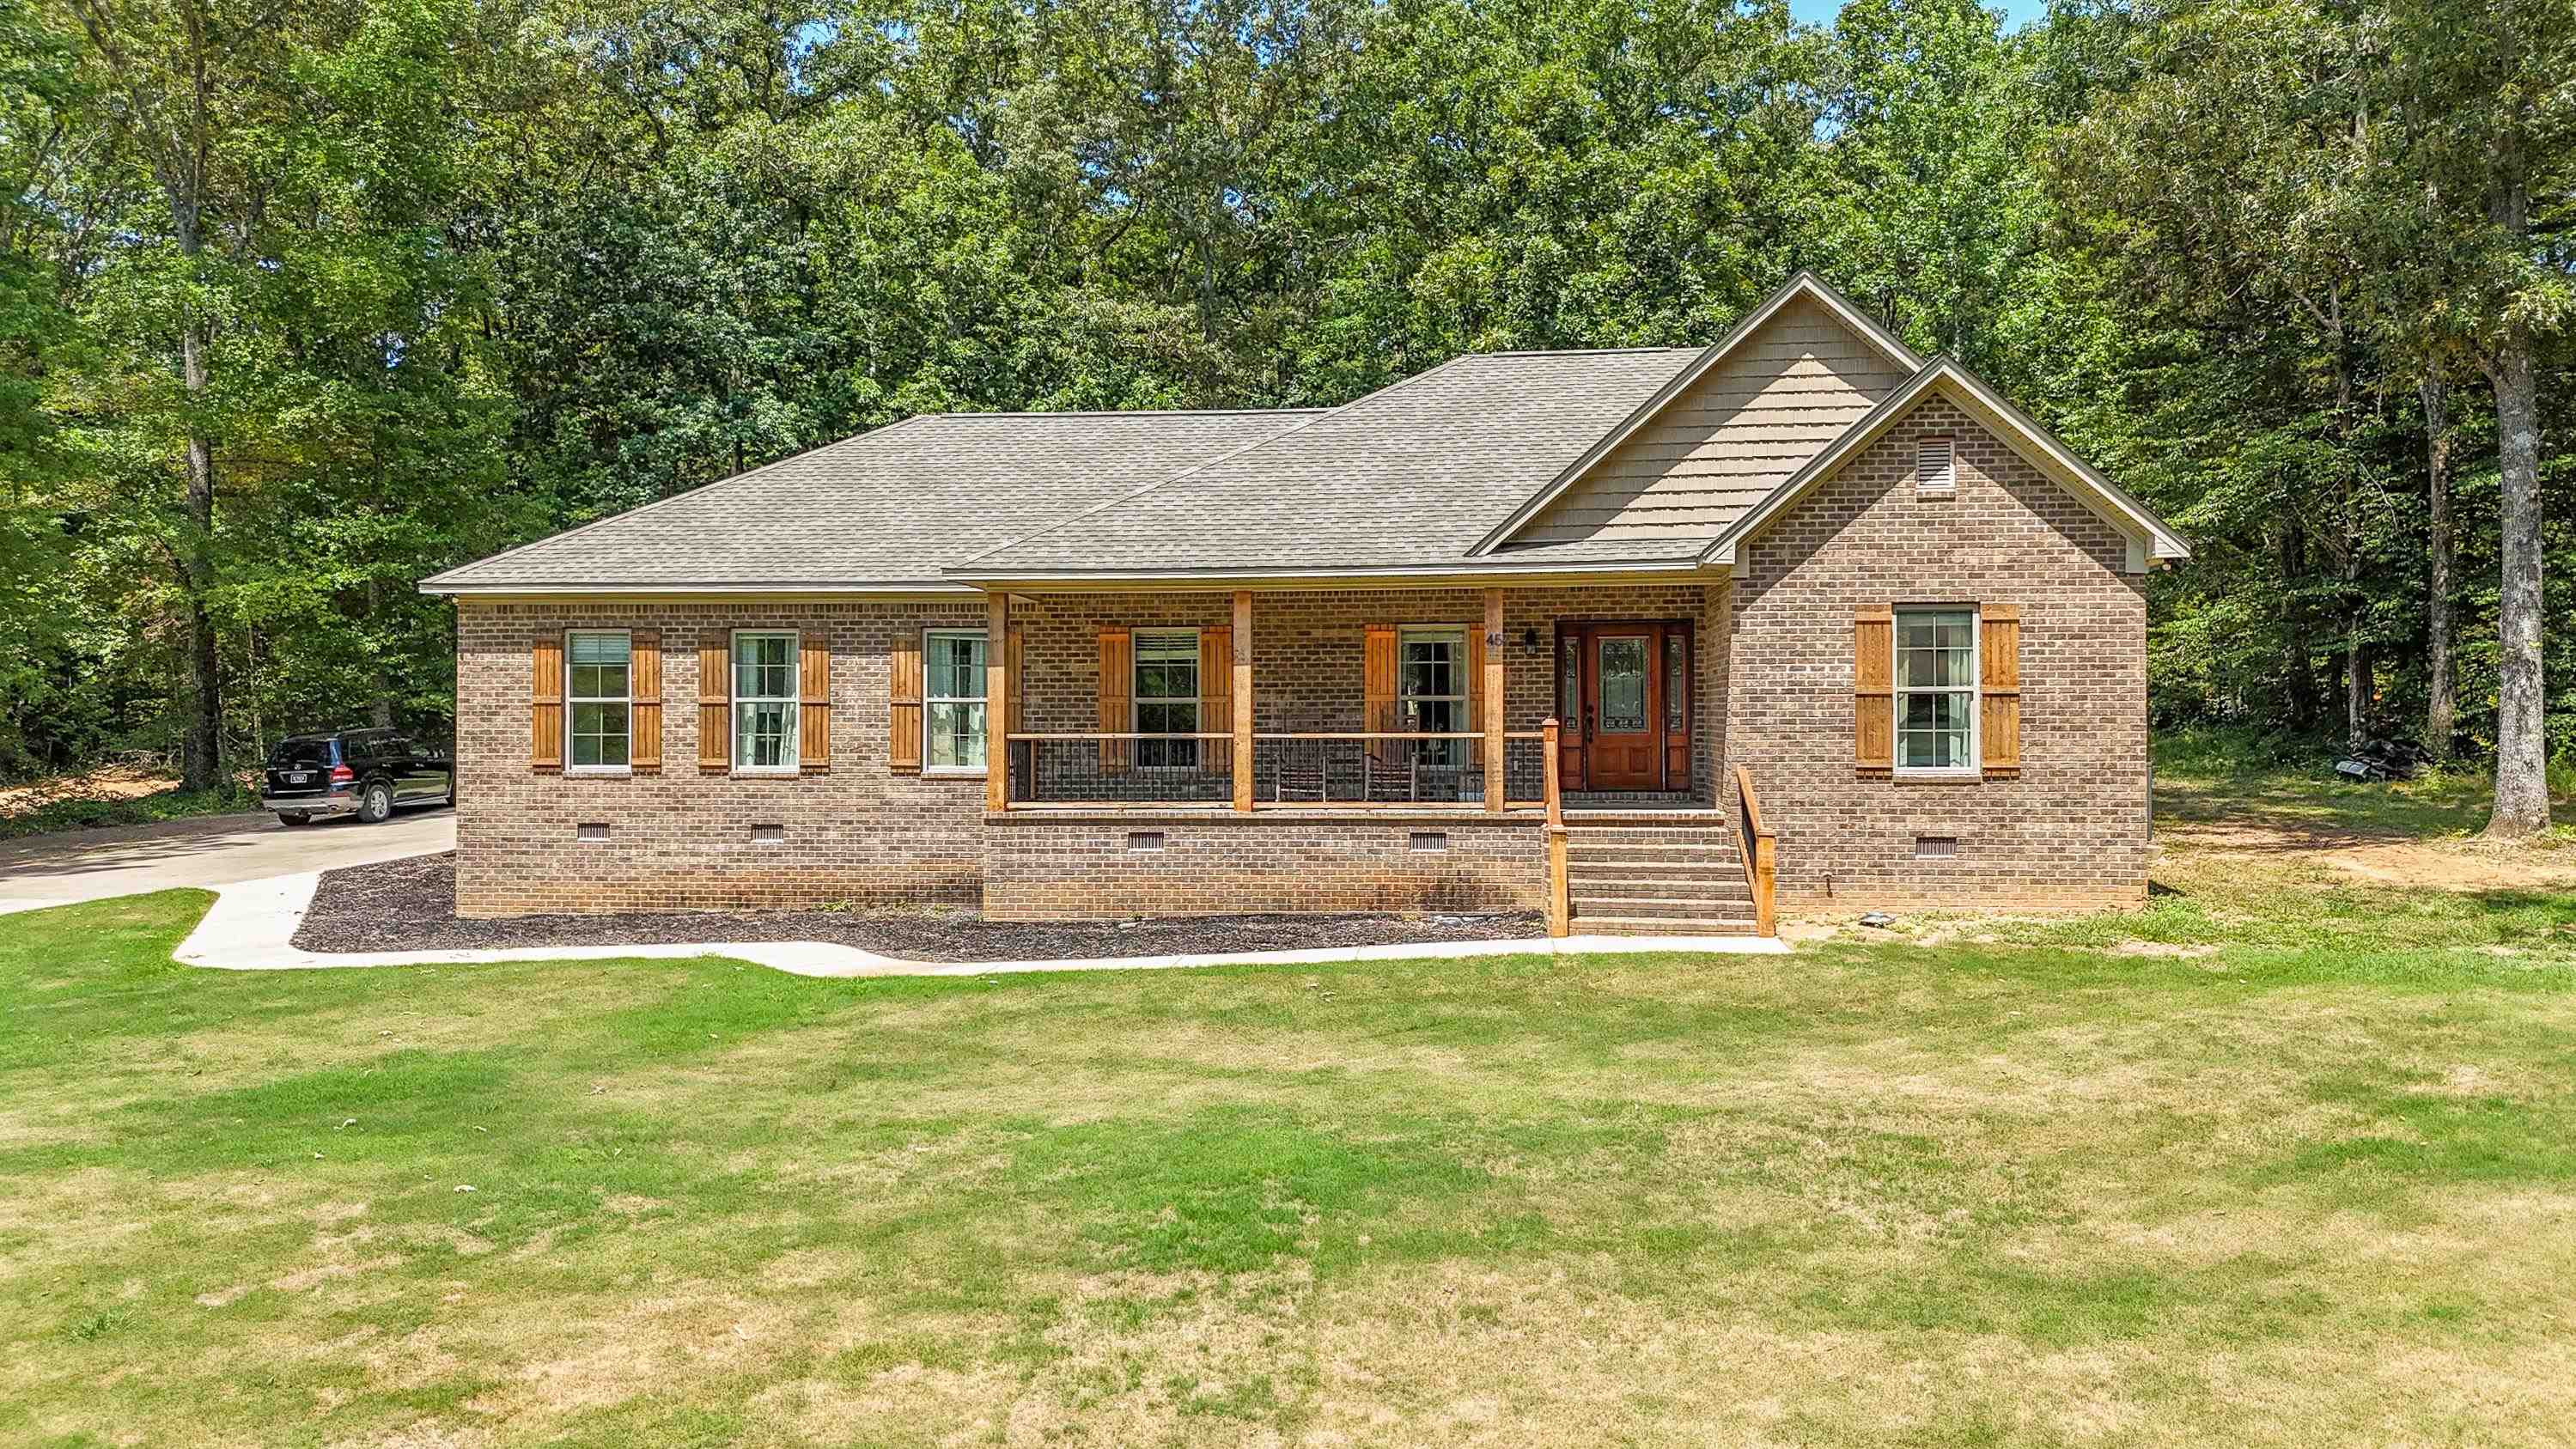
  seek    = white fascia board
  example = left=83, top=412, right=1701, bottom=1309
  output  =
left=420, top=581, right=980, bottom=599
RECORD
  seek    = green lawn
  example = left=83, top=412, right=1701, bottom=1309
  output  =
left=4, top=861, right=2573, bottom=1446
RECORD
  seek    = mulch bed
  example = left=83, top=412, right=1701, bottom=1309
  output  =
left=292, top=851, right=1547, bottom=964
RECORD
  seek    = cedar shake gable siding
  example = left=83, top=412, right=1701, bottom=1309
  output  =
left=1510, top=294, right=1910, bottom=550
left=1723, top=393, right=2151, bottom=909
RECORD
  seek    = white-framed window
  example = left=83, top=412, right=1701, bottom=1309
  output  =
left=924, top=628, right=988, bottom=774
left=1895, top=606, right=1977, bottom=774
left=566, top=630, right=631, bottom=772
left=1398, top=625, right=1469, bottom=769
left=1918, top=437, right=1956, bottom=496
left=732, top=630, right=798, bottom=773
left=1132, top=628, right=1200, bottom=770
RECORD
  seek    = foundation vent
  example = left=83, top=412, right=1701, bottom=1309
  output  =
left=575, top=822, right=610, bottom=843
left=1914, top=836, right=1958, bottom=859
left=1409, top=831, right=1449, bottom=853
left=750, top=824, right=786, bottom=845
left=1126, top=831, right=1166, bottom=853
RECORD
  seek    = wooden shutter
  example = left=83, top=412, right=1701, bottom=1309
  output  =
left=1097, top=627, right=1131, bottom=772
left=1463, top=622, right=1485, bottom=741
left=1363, top=623, right=1398, bottom=764
left=630, top=630, right=662, bottom=771
left=1005, top=624, right=1023, bottom=740
left=799, top=636, right=831, bottom=772
left=886, top=633, right=922, bottom=774
left=1981, top=604, right=2021, bottom=777
left=1201, top=626, right=1232, bottom=776
left=697, top=638, right=729, bottom=772
left=1854, top=605, right=1892, bottom=777
left=531, top=636, right=563, bottom=771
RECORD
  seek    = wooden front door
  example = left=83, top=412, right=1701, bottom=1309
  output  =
left=1556, top=620, right=1693, bottom=793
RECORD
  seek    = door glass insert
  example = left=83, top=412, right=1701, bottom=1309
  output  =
left=1598, top=636, right=1648, bottom=733
left=1664, top=630, right=1688, bottom=733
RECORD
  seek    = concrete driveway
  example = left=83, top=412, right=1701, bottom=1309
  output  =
left=0, top=807, right=454, bottom=916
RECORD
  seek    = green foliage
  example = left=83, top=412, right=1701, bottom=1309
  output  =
left=3, top=0, right=2567, bottom=787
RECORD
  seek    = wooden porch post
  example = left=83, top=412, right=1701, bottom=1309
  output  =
left=1233, top=589, right=1254, bottom=813
left=1543, top=717, right=1568, bottom=936
left=1483, top=587, right=1505, bottom=813
left=985, top=591, right=1008, bottom=813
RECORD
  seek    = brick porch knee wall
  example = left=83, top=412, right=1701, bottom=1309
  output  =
left=453, top=599, right=990, bottom=917
left=1724, top=394, right=2153, bottom=909
left=982, top=813, right=1547, bottom=922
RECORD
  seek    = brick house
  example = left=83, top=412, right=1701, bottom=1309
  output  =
left=422, top=274, right=2189, bottom=936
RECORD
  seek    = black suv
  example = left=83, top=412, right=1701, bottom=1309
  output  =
left=262, top=728, right=454, bottom=825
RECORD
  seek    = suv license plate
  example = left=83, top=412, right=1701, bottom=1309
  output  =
left=287, top=771, right=310, bottom=784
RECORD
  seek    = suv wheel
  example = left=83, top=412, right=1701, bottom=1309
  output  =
left=359, top=781, right=393, bottom=824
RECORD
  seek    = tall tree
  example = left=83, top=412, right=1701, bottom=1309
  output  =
left=2369, top=0, right=2574, bottom=834
left=46, top=0, right=508, bottom=776
left=2419, top=369, right=2457, bottom=756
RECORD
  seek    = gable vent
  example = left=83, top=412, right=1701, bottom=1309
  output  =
left=1918, top=439, right=1956, bottom=496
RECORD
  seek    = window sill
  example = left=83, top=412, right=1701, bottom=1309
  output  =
left=566, top=767, right=632, bottom=779
left=923, top=768, right=989, bottom=780
left=1891, top=769, right=1982, bottom=784
left=729, top=768, right=801, bottom=780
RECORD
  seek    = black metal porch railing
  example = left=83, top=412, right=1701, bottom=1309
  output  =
left=1007, top=734, right=1235, bottom=804
left=1004, top=733, right=1553, bottom=807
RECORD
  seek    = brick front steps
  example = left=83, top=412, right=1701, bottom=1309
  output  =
left=1562, top=818, right=1759, bottom=937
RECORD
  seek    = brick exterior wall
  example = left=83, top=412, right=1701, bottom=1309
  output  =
left=453, top=599, right=991, bottom=917
left=982, top=812, right=1545, bottom=921
left=454, top=586, right=1716, bottom=918
left=1724, top=393, right=2153, bottom=909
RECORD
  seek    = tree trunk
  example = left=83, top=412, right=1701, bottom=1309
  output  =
left=178, top=287, right=223, bottom=792
left=2276, top=522, right=2321, bottom=731
left=2486, top=320, right=2549, bottom=836
left=2421, top=373, right=2455, bottom=758
left=2343, top=544, right=2370, bottom=752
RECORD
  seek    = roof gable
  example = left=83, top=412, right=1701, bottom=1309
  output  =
left=1701, top=359, right=2191, bottom=570
left=1472, top=272, right=1924, bottom=556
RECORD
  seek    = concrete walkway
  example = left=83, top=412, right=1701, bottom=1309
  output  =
left=179, top=872, right=1787, bottom=978
left=0, top=808, right=456, bottom=915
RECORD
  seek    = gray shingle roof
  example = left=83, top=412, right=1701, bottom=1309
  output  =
left=948, top=349, right=1702, bottom=579
left=421, top=409, right=1322, bottom=591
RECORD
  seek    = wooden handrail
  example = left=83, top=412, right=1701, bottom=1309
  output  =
left=1544, top=718, right=1568, bottom=936
left=1732, top=764, right=1776, bottom=938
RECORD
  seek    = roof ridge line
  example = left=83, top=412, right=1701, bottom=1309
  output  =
left=419, top=413, right=946, bottom=590
left=936, top=406, right=1331, bottom=419
left=946, top=352, right=1491, bottom=573
left=1472, top=345, right=1706, bottom=358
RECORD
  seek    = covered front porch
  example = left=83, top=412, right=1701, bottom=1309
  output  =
left=972, top=585, right=1713, bottom=813
left=943, top=581, right=1773, bottom=935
